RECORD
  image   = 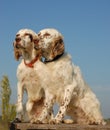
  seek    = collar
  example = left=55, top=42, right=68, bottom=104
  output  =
left=44, top=52, right=64, bottom=63
left=24, top=56, right=39, bottom=68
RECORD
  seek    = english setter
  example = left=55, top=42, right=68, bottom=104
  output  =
left=13, top=29, right=51, bottom=123
left=13, top=28, right=105, bottom=125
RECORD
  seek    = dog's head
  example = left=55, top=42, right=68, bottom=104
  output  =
left=13, top=29, right=39, bottom=60
left=36, top=28, right=65, bottom=61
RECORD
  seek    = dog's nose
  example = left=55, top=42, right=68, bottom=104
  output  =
left=15, top=37, right=21, bottom=42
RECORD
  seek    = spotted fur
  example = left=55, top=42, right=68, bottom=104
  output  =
left=13, top=28, right=105, bottom=125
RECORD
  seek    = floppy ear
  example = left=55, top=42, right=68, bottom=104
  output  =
left=14, top=47, right=22, bottom=61
left=32, top=34, right=39, bottom=49
left=51, top=36, right=65, bottom=59
left=13, top=43, right=21, bottom=61
left=33, top=39, right=39, bottom=49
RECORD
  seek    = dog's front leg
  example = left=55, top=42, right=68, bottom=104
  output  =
left=15, top=82, right=24, bottom=121
left=50, top=88, right=72, bottom=124
left=32, top=91, right=54, bottom=124
left=51, top=80, right=77, bottom=124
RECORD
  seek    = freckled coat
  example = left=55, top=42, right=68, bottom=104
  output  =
left=14, top=28, right=105, bottom=125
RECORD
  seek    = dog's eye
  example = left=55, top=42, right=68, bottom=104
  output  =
left=16, top=34, right=20, bottom=37
left=24, top=33, right=30, bottom=36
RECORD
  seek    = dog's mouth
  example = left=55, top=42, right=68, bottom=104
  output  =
left=15, top=43, right=21, bottom=49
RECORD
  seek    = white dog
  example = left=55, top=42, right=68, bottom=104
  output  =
left=36, top=28, right=105, bottom=125
left=13, top=28, right=105, bottom=125
left=13, top=29, right=50, bottom=123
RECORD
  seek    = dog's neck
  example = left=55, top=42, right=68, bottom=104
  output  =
left=21, top=49, right=41, bottom=68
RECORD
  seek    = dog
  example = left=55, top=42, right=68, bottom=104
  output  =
left=13, top=28, right=105, bottom=125
left=36, top=28, right=105, bottom=125
left=13, top=29, right=53, bottom=123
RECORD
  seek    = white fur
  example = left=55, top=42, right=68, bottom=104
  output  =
left=14, top=28, right=105, bottom=125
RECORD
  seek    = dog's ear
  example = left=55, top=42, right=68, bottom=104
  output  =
left=51, top=36, right=65, bottom=59
left=13, top=43, right=21, bottom=61
left=14, top=47, right=22, bottom=61
left=32, top=34, right=39, bottom=49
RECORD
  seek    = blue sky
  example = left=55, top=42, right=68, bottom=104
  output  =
left=0, top=0, right=110, bottom=118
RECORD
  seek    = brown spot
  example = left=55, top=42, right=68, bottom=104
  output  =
left=22, top=77, right=25, bottom=82
left=67, top=89, right=69, bottom=92
left=57, top=115, right=60, bottom=118
left=65, top=98, right=69, bottom=102
left=49, top=112, right=52, bottom=116
left=38, top=32, right=41, bottom=36
left=43, top=32, right=51, bottom=37
left=61, top=114, right=64, bottom=118
left=24, top=33, right=33, bottom=42
left=59, top=111, right=61, bottom=114
left=45, top=103, right=48, bottom=107
left=74, top=112, right=77, bottom=115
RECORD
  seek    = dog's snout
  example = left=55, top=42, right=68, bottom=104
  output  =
left=15, top=37, right=21, bottom=42
left=14, top=38, right=21, bottom=48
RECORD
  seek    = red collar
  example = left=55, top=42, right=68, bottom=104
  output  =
left=24, top=56, right=39, bottom=68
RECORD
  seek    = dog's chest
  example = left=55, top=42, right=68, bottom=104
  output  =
left=17, top=62, right=49, bottom=90
left=18, top=66, right=39, bottom=87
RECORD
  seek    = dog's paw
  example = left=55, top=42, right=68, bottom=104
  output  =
left=30, top=116, right=43, bottom=124
left=49, top=118, right=62, bottom=124
left=62, top=119, right=74, bottom=124
left=12, top=118, right=22, bottom=123
left=89, top=120, right=106, bottom=125
left=31, top=118, right=44, bottom=124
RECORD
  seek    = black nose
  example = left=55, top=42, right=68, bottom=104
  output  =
left=15, top=37, right=21, bottom=42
